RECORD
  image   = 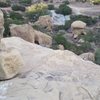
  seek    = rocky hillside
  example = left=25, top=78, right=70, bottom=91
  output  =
left=0, top=37, right=100, bottom=100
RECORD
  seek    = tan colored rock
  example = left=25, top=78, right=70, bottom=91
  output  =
left=80, top=52, right=95, bottom=62
left=0, top=48, right=24, bottom=80
left=34, top=15, right=52, bottom=31
left=1, top=37, right=100, bottom=100
left=71, top=20, right=86, bottom=38
left=10, top=24, right=52, bottom=47
left=71, top=20, right=86, bottom=29
left=10, top=24, right=34, bottom=43
left=58, top=44, right=64, bottom=50
left=33, top=29, right=52, bottom=47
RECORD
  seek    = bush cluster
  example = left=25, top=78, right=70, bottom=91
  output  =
left=54, top=34, right=92, bottom=54
left=95, top=49, right=100, bottom=65
left=55, top=3, right=72, bottom=15
left=19, top=0, right=32, bottom=5
left=62, top=0, right=70, bottom=4
left=10, top=12, right=24, bottom=20
left=48, top=4, right=55, bottom=10
left=70, top=15, right=97, bottom=25
left=26, top=3, right=48, bottom=21
left=0, top=2, right=10, bottom=7
left=12, top=5, right=25, bottom=11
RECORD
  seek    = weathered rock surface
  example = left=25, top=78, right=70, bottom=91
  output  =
left=10, top=24, right=52, bottom=47
left=58, top=44, right=64, bottom=50
left=71, top=20, right=86, bottom=38
left=71, top=20, right=86, bottom=29
left=34, top=15, right=52, bottom=31
left=80, top=52, right=95, bottom=62
left=0, top=48, right=24, bottom=80
left=0, top=37, right=100, bottom=100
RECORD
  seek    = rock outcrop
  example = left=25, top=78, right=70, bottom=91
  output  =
left=0, top=48, right=24, bottom=80
left=10, top=24, right=52, bottom=47
left=0, top=37, right=100, bottom=100
left=71, top=20, right=86, bottom=38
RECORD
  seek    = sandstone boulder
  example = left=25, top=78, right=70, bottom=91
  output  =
left=0, top=48, right=24, bottom=80
left=79, top=52, right=95, bottom=62
left=34, top=15, right=52, bottom=31
left=10, top=24, right=52, bottom=47
left=0, top=37, right=100, bottom=100
left=71, top=20, right=86, bottom=38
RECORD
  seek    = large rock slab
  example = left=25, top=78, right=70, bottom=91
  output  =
left=0, top=37, right=100, bottom=100
left=10, top=24, right=52, bottom=47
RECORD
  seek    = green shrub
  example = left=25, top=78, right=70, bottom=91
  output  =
left=0, top=2, right=10, bottom=7
left=55, top=4, right=72, bottom=15
left=54, top=34, right=81, bottom=54
left=70, top=15, right=97, bottom=25
left=94, top=32, right=100, bottom=45
left=53, top=25, right=65, bottom=31
left=10, top=12, right=23, bottom=20
left=64, top=20, right=72, bottom=30
left=95, top=49, right=100, bottom=65
left=48, top=4, right=55, bottom=10
left=12, top=5, right=25, bottom=11
left=3, top=18, right=11, bottom=37
left=81, top=31, right=95, bottom=42
left=62, top=0, right=70, bottom=4
left=19, top=0, right=32, bottom=5
left=79, top=42, right=92, bottom=52
left=54, top=34, right=68, bottom=48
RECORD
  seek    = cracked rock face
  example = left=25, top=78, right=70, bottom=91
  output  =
left=0, top=37, right=100, bottom=100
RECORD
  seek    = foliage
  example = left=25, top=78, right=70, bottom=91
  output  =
left=26, top=3, right=48, bottom=22
left=80, top=31, right=95, bottom=42
left=94, top=32, right=100, bottom=45
left=53, top=25, right=65, bottom=31
left=9, top=12, right=23, bottom=20
left=48, top=4, right=55, bottom=10
left=62, top=0, right=70, bottom=4
left=19, top=0, right=32, bottom=5
left=64, top=20, right=72, bottom=30
left=0, top=2, right=10, bottom=7
left=95, top=48, right=100, bottom=65
left=55, top=3, right=72, bottom=15
left=12, top=5, right=25, bottom=11
left=3, top=19, right=11, bottom=37
left=90, top=0, right=100, bottom=4
left=79, top=42, right=92, bottom=52
left=70, top=15, right=97, bottom=25
left=54, top=34, right=93, bottom=54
